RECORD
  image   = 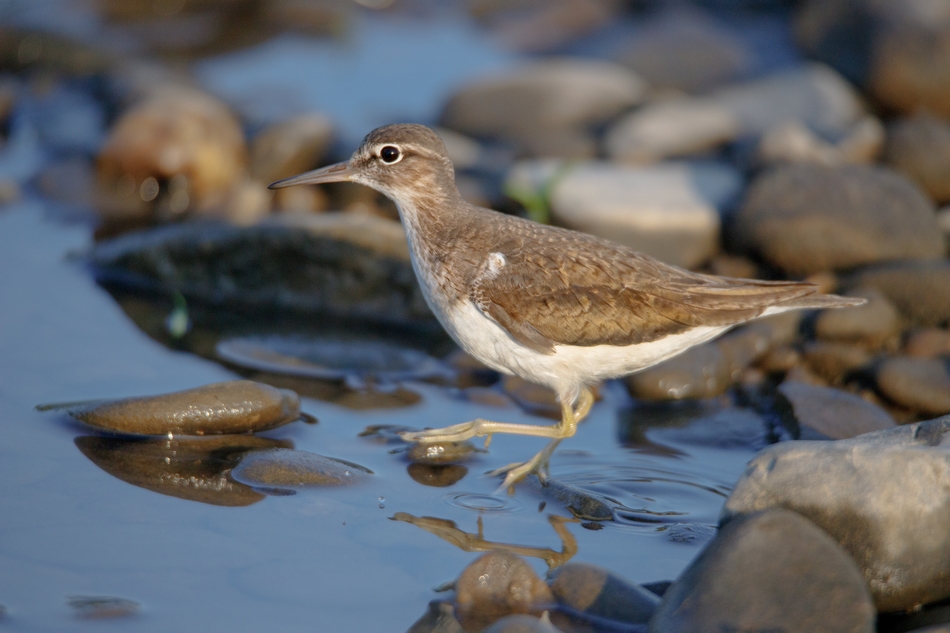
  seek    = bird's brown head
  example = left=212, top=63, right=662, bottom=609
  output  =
left=268, top=123, right=460, bottom=208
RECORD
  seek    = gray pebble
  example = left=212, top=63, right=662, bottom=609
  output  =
left=230, top=448, right=372, bottom=488
left=778, top=380, right=895, bottom=440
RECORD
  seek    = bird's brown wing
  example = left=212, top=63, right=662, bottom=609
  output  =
left=468, top=221, right=818, bottom=354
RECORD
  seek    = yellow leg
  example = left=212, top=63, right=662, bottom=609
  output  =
left=487, top=387, right=595, bottom=493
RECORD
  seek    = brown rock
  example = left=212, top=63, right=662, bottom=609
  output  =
left=97, top=88, right=247, bottom=221
left=815, top=287, right=901, bottom=346
left=249, top=113, right=334, bottom=185
left=230, top=448, right=372, bottom=488
left=626, top=343, right=731, bottom=401
left=802, top=341, right=874, bottom=383
left=455, top=551, right=553, bottom=632
left=549, top=562, right=659, bottom=624
left=885, top=113, right=950, bottom=203
left=877, top=356, right=950, bottom=416
left=50, top=380, right=301, bottom=436
left=733, top=164, right=943, bottom=275
left=905, top=328, right=950, bottom=358
left=848, top=260, right=950, bottom=327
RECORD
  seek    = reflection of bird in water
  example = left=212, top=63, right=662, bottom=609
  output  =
left=271, top=123, right=865, bottom=492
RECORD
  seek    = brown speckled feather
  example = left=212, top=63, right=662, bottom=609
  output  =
left=463, top=207, right=820, bottom=353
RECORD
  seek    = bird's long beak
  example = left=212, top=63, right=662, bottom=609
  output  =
left=267, top=161, right=355, bottom=189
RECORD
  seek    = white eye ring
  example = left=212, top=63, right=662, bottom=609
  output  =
left=378, top=145, right=403, bottom=164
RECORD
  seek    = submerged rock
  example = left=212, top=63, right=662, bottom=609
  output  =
left=89, top=212, right=432, bottom=324
left=75, top=434, right=291, bottom=506
left=650, top=509, right=875, bottom=633
left=549, top=562, right=659, bottom=625
left=48, top=380, right=301, bottom=436
left=722, top=416, right=950, bottom=611
left=455, top=551, right=554, bottom=632
left=524, top=477, right=614, bottom=521
left=406, top=600, right=465, bottom=633
left=732, top=164, right=943, bottom=275
left=229, top=448, right=372, bottom=488
left=778, top=380, right=895, bottom=440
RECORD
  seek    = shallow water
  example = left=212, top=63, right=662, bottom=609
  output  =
left=0, top=6, right=779, bottom=630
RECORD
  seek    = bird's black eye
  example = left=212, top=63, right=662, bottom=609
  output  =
left=380, top=145, right=401, bottom=164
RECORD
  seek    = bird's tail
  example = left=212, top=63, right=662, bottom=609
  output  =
left=773, top=293, right=867, bottom=310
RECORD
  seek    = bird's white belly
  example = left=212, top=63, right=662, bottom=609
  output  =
left=443, top=300, right=729, bottom=403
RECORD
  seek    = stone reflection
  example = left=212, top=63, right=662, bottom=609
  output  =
left=407, top=463, right=469, bottom=487
left=75, top=434, right=292, bottom=506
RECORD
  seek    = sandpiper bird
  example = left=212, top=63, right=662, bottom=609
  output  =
left=270, top=123, right=864, bottom=492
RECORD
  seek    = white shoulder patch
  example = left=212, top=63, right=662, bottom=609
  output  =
left=487, top=252, right=506, bottom=276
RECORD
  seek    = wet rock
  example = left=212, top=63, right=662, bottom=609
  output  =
left=905, top=328, right=950, bottom=358
left=649, top=509, right=875, bottom=633
left=802, top=341, right=874, bottom=383
left=406, top=463, right=468, bottom=488
left=68, top=596, right=140, bottom=619
left=75, top=434, right=290, bottom=506
left=89, top=212, right=433, bottom=324
left=249, top=113, right=333, bottom=185
left=483, top=613, right=561, bottom=633
left=607, top=64, right=864, bottom=163
left=754, top=116, right=884, bottom=167
left=884, top=113, right=950, bottom=204
left=848, top=260, right=950, bottom=327
left=876, top=357, right=950, bottom=416
left=405, top=441, right=477, bottom=465
left=732, top=164, right=943, bottom=275
left=778, top=380, right=895, bottom=440
left=549, top=562, right=659, bottom=625
left=406, top=600, right=465, bottom=633
left=626, top=343, right=731, bottom=401
left=651, top=407, right=769, bottom=451
left=216, top=334, right=448, bottom=383
left=502, top=375, right=559, bottom=419
left=230, top=448, right=372, bottom=488
left=722, top=416, right=950, bottom=612
left=49, top=380, right=300, bottom=436
left=815, top=287, right=901, bottom=347
left=525, top=477, right=614, bottom=521
left=441, top=59, right=646, bottom=158
left=97, top=88, right=247, bottom=221
left=506, top=160, right=739, bottom=268
left=455, top=551, right=554, bottom=632
left=619, top=8, right=751, bottom=94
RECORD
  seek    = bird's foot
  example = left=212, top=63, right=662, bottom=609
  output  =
left=488, top=439, right=562, bottom=495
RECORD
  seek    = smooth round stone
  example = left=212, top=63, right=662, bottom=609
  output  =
left=779, top=380, right=895, bottom=440
left=606, top=64, right=864, bottom=163
left=626, top=343, right=731, bottom=401
left=848, top=260, right=950, bottom=327
left=877, top=356, right=950, bottom=416
left=455, top=551, right=553, bottom=632
left=722, top=416, right=950, bottom=612
left=440, top=58, right=646, bottom=153
left=230, top=448, right=372, bottom=488
left=406, top=600, right=464, bottom=633
left=524, top=477, right=613, bottom=521
left=97, top=87, right=247, bottom=221
left=249, top=113, right=334, bottom=185
left=502, top=375, right=559, bottom=419
left=732, top=164, right=943, bottom=275
left=717, top=311, right=804, bottom=379
left=506, top=159, right=739, bottom=268
left=549, top=562, right=659, bottom=625
left=57, top=380, right=300, bottom=436
left=869, top=10, right=950, bottom=118
left=650, top=509, right=875, bottom=633
left=405, top=440, right=477, bottom=465
left=619, top=8, right=751, bottom=93
left=754, top=116, right=884, bottom=168
left=75, top=434, right=290, bottom=507
left=885, top=113, right=950, bottom=203
left=802, top=341, right=874, bottom=383
left=482, top=614, right=559, bottom=633
left=815, top=287, right=900, bottom=346
left=905, top=328, right=950, bottom=358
